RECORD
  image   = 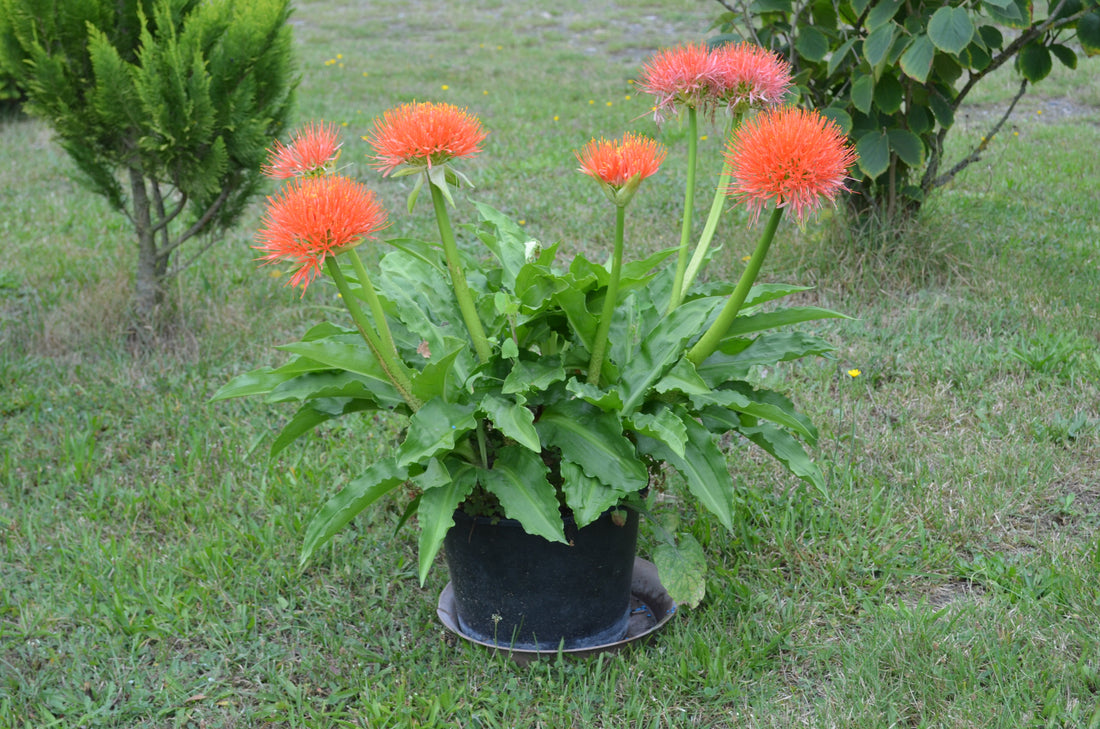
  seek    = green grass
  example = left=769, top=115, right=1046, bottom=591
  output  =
left=3, top=0, right=1100, bottom=726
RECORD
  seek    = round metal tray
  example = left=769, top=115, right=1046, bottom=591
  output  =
left=438, top=557, right=677, bottom=663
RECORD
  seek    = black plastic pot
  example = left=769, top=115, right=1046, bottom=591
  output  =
left=443, top=507, right=640, bottom=651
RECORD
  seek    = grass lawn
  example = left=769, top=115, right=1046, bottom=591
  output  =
left=2, top=1, right=1099, bottom=727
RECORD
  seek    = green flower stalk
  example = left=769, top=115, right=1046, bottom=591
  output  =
left=666, top=106, right=699, bottom=313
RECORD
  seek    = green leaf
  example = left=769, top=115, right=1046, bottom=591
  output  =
left=1015, top=42, right=1052, bottom=83
left=899, top=34, right=935, bottom=83
left=618, top=297, right=721, bottom=414
left=537, top=400, right=649, bottom=492
left=565, top=379, right=625, bottom=411
left=277, top=335, right=390, bottom=383
left=986, top=0, right=1030, bottom=29
left=416, top=463, right=476, bottom=585
left=690, top=382, right=818, bottom=444
left=856, top=129, right=890, bottom=178
left=887, top=128, right=924, bottom=166
left=928, top=6, right=974, bottom=56
left=653, top=534, right=707, bottom=608
left=502, top=357, right=566, bottom=395
left=471, top=201, right=528, bottom=289
left=409, top=339, right=465, bottom=403
left=210, top=367, right=291, bottom=401
left=479, top=446, right=566, bottom=544
left=740, top=423, right=826, bottom=493
left=480, top=394, right=540, bottom=452
left=827, top=38, right=857, bottom=76
left=873, top=73, right=903, bottom=113
left=701, top=331, right=836, bottom=383
left=300, top=457, right=413, bottom=566
left=626, top=407, right=688, bottom=459
left=821, top=106, right=853, bottom=135
left=1080, top=12, right=1100, bottom=56
left=795, top=26, right=830, bottom=62
left=637, top=415, right=734, bottom=530
left=654, top=358, right=711, bottom=397
left=863, top=22, right=897, bottom=68
left=928, top=89, right=955, bottom=128
left=725, top=305, right=850, bottom=338
left=1049, top=43, right=1077, bottom=69
left=866, top=0, right=904, bottom=28
left=560, top=459, right=627, bottom=528
left=271, top=398, right=374, bottom=456
left=851, top=73, right=874, bottom=115
left=396, top=399, right=477, bottom=468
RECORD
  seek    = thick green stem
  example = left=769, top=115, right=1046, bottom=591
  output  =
left=678, top=153, right=736, bottom=308
left=666, top=106, right=699, bottom=313
left=347, top=249, right=398, bottom=358
left=326, top=256, right=422, bottom=411
left=686, top=206, right=784, bottom=367
left=429, top=182, right=492, bottom=364
left=587, top=205, right=626, bottom=386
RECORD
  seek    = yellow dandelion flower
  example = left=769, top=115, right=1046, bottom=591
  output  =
left=553, top=115, right=560, bottom=121
left=606, top=101, right=613, bottom=107
left=848, top=369, right=861, bottom=378
left=442, top=84, right=450, bottom=90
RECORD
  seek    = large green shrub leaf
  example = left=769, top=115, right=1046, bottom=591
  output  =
left=480, top=394, right=540, bottom=452
left=416, top=462, right=476, bottom=584
left=560, top=459, right=628, bottom=528
left=856, top=129, right=890, bottom=178
left=1080, top=12, right=1100, bottom=55
left=888, top=128, right=925, bottom=166
left=1016, top=42, right=1053, bottom=82
left=654, top=533, right=706, bottom=608
left=537, top=400, right=649, bottom=492
left=396, top=399, right=477, bottom=468
left=899, top=34, right=935, bottom=83
left=479, top=446, right=566, bottom=544
left=928, top=6, right=974, bottom=55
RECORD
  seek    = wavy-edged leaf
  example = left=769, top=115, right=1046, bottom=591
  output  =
left=410, top=338, right=465, bottom=403
left=471, top=201, right=529, bottom=289
left=560, top=459, right=627, bottom=528
left=416, top=461, right=477, bottom=584
left=700, top=331, right=836, bottom=385
left=619, top=297, right=722, bottom=415
left=654, top=533, right=706, bottom=608
left=654, top=358, right=710, bottom=397
left=271, top=397, right=376, bottom=456
left=396, top=399, right=477, bottom=468
left=300, top=457, right=415, bottom=566
left=626, top=407, right=688, bottom=459
left=537, top=399, right=648, bottom=492
left=211, top=367, right=293, bottom=401
left=724, top=305, right=849, bottom=338
left=637, top=415, right=734, bottom=530
left=691, top=382, right=818, bottom=444
left=480, top=394, right=540, bottom=452
left=479, top=446, right=566, bottom=543
left=277, top=335, right=391, bottom=382
left=502, top=356, right=567, bottom=395
left=740, top=423, right=826, bottom=494
left=267, top=370, right=403, bottom=408
left=565, top=379, right=624, bottom=411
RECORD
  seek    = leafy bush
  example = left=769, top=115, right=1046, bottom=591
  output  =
left=0, top=0, right=297, bottom=325
left=712, top=0, right=1100, bottom=224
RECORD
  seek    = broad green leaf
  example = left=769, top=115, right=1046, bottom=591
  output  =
left=211, top=367, right=292, bottom=401
left=654, top=358, right=711, bottom=397
left=1015, top=42, right=1052, bottom=82
left=977, top=25, right=1004, bottom=50
left=700, top=331, right=836, bottom=384
left=867, top=0, right=904, bottom=28
left=856, top=129, right=890, bottom=178
left=277, top=335, right=389, bottom=382
left=751, top=0, right=793, bottom=11
left=618, top=297, right=721, bottom=414
left=796, top=26, right=830, bottom=62
left=1080, top=12, right=1100, bottom=56
left=743, top=283, right=815, bottom=308
left=873, top=73, right=904, bottom=113
left=888, top=128, right=924, bottom=166
left=409, top=339, right=465, bottom=403
left=827, top=38, right=857, bottom=76
left=986, top=0, right=1030, bottom=29
left=928, top=6, right=974, bottom=55
left=480, top=394, right=540, bottom=452
left=1049, top=43, right=1077, bottom=69
left=479, top=446, right=566, bottom=543
left=565, top=379, right=625, bottom=411
left=851, top=73, right=874, bottom=115
left=271, top=398, right=375, bottom=456
left=268, top=370, right=381, bottom=403
left=637, top=415, right=734, bottom=530
left=863, top=22, right=896, bottom=68
left=502, top=356, right=566, bottom=395
left=626, top=407, right=688, bottom=459
left=537, top=400, right=648, bottom=492
left=821, top=106, right=853, bottom=135
left=560, top=459, right=627, bottom=528
left=396, top=399, right=477, bottom=468
left=724, top=305, right=850, bottom=338
left=654, top=534, right=706, bottom=608
left=300, top=457, right=413, bottom=566
left=899, top=34, right=935, bottom=83
left=928, top=89, right=955, bottom=127
left=553, top=285, right=598, bottom=352
left=416, top=463, right=476, bottom=585
left=740, top=423, right=826, bottom=493
left=471, top=201, right=528, bottom=289
left=691, top=382, right=818, bottom=443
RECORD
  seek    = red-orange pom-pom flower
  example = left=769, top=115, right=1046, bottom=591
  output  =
left=255, top=176, right=389, bottom=290
left=711, top=43, right=792, bottom=112
left=576, top=133, right=667, bottom=189
left=725, top=107, right=857, bottom=226
left=365, top=102, right=487, bottom=176
left=263, top=121, right=342, bottom=179
left=637, top=43, right=719, bottom=122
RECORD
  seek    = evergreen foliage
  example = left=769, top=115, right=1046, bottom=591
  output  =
left=0, top=0, right=296, bottom=322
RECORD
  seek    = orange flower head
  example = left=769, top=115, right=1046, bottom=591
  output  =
left=711, top=43, right=792, bottom=112
left=365, top=101, right=487, bottom=176
left=263, top=122, right=342, bottom=179
left=255, top=176, right=388, bottom=290
left=725, top=107, right=857, bottom=226
left=576, top=132, right=666, bottom=188
left=637, top=43, right=720, bottom=122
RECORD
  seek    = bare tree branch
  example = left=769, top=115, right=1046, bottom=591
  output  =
left=931, top=78, right=1028, bottom=189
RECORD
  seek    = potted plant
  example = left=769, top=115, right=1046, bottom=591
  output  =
left=213, top=42, right=856, bottom=651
